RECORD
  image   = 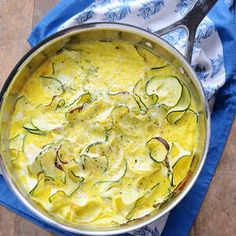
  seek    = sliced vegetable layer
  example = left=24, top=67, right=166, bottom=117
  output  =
left=145, top=76, right=182, bottom=107
left=9, top=41, right=199, bottom=227
left=146, top=137, right=170, bottom=163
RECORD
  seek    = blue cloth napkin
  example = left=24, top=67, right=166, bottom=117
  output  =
left=0, top=0, right=235, bottom=235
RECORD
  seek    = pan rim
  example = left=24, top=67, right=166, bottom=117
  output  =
left=0, top=22, right=210, bottom=235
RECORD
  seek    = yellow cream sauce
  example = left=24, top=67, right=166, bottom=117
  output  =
left=9, top=41, right=199, bottom=226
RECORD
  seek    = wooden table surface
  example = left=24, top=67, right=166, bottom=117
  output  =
left=0, top=1, right=235, bottom=235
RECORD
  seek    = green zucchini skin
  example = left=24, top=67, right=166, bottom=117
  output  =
left=65, top=91, right=92, bottom=116
left=84, top=141, right=105, bottom=153
left=48, top=183, right=82, bottom=204
left=188, top=109, right=200, bottom=123
left=65, top=91, right=91, bottom=108
left=150, top=65, right=167, bottom=70
left=126, top=182, right=160, bottom=220
left=24, top=130, right=46, bottom=136
left=23, top=123, right=47, bottom=136
left=27, top=157, right=42, bottom=176
left=39, top=75, right=65, bottom=98
left=29, top=172, right=44, bottom=196
left=166, top=83, right=191, bottom=125
left=134, top=45, right=146, bottom=62
left=56, top=147, right=69, bottom=165
left=44, top=95, right=58, bottom=107
left=56, top=98, right=65, bottom=109
left=94, top=159, right=127, bottom=186
left=103, top=155, right=109, bottom=174
left=145, top=76, right=183, bottom=108
left=49, top=190, right=68, bottom=203
left=15, top=95, right=25, bottom=104
left=70, top=170, right=85, bottom=183
left=146, top=137, right=170, bottom=163
left=52, top=62, right=55, bottom=75
left=39, top=76, right=64, bottom=87
left=105, top=127, right=113, bottom=142
left=9, top=133, right=21, bottom=141
left=152, top=137, right=170, bottom=150
left=133, top=94, right=148, bottom=113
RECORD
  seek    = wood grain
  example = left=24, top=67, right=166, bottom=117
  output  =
left=190, top=116, right=236, bottom=236
left=0, top=1, right=56, bottom=235
left=33, top=0, right=58, bottom=26
left=0, top=0, right=34, bottom=87
left=0, top=206, right=52, bottom=236
left=0, top=1, right=235, bottom=235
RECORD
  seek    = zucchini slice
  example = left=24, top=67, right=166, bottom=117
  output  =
left=167, top=84, right=191, bottom=125
left=28, top=144, right=56, bottom=176
left=66, top=91, right=92, bottom=108
left=126, top=182, right=160, bottom=220
left=94, top=159, right=127, bottom=185
left=9, top=134, right=25, bottom=151
left=188, top=109, right=200, bottom=123
left=23, top=123, right=47, bottom=136
left=62, top=48, right=82, bottom=63
left=151, top=65, right=168, bottom=70
left=174, top=109, right=199, bottom=127
left=66, top=91, right=92, bottom=117
left=31, top=111, right=65, bottom=133
left=49, top=190, right=70, bottom=206
left=105, top=127, right=113, bottom=142
left=74, top=153, right=110, bottom=177
left=145, top=76, right=182, bottom=107
left=49, top=189, right=83, bottom=211
left=14, top=95, right=33, bottom=112
left=108, top=92, right=140, bottom=114
left=134, top=45, right=147, bottom=62
left=39, top=148, right=66, bottom=184
left=81, top=141, right=108, bottom=159
left=168, top=142, right=192, bottom=168
left=39, top=76, right=64, bottom=96
left=84, top=141, right=106, bottom=153
left=29, top=172, right=45, bottom=196
left=69, top=170, right=85, bottom=183
left=52, top=62, right=55, bottom=75
left=8, top=149, right=20, bottom=162
left=49, top=185, right=83, bottom=208
left=111, top=106, right=130, bottom=126
left=56, top=139, right=80, bottom=162
left=146, top=137, right=170, bottom=163
left=133, top=94, right=148, bottom=113
left=43, top=96, right=65, bottom=111
left=28, top=156, right=42, bottom=175
left=133, top=79, right=155, bottom=110
left=56, top=98, right=66, bottom=109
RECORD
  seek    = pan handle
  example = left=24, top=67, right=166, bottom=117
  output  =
left=155, top=0, right=218, bottom=62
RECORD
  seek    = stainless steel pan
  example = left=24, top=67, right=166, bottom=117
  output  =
left=0, top=0, right=216, bottom=235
